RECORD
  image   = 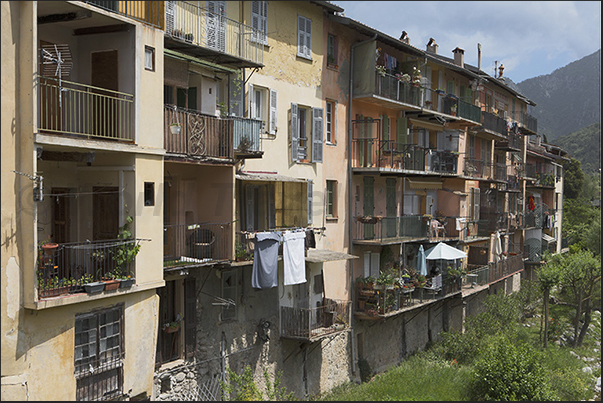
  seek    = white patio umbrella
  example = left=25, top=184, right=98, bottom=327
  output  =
left=416, top=245, right=427, bottom=276
left=424, top=242, right=467, bottom=260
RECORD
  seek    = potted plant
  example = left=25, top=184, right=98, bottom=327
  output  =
left=111, top=211, right=141, bottom=279
left=450, top=104, right=457, bottom=116
left=84, top=281, right=105, bottom=294
left=100, top=269, right=121, bottom=291
left=170, top=122, right=182, bottom=135
left=375, top=64, right=386, bottom=77
left=435, top=88, right=445, bottom=96
left=237, top=135, right=254, bottom=153
left=163, top=313, right=182, bottom=333
left=118, top=271, right=135, bottom=288
left=357, top=215, right=381, bottom=224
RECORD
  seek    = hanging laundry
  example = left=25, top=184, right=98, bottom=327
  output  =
left=251, top=232, right=281, bottom=289
left=455, top=217, right=465, bottom=231
left=283, top=231, right=306, bottom=286
left=305, top=229, right=316, bottom=249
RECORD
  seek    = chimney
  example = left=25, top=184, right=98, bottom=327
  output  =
left=453, top=47, right=464, bottom=68
left=426, top=37, right=438, bottom=54
left=399, top=31, right=410, bottom=44
left=477, top=43, right=481, bottom=71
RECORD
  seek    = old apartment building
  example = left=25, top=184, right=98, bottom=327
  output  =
left=1, top=1, right=567, bottom=400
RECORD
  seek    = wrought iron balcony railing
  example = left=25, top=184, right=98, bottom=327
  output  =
left=463, top=157, right=490, bottom=178
left=520, top=111, right=538, bottom=134
left=351, top=139, right=427, bottom=171
left=37, top=239, right=142, bottom=299
left=167, top=1, right=263, bottom=66
left=232, top=116, right=263, bottom=154
left=481, top=110, right=508, bottom=136
left=38, top=76, right=134, bottom=142
left=280, top=300, right=351, bottom=340
left=164, top=105, right=233, bottom=159
left=163, top=222, right=233, bottom=267
left=353, top=215, right=429, bottom=242
left=85, top=1, right=164, bottom=28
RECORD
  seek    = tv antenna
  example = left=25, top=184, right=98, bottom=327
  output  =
left=40, top=44, right=73, bottom=107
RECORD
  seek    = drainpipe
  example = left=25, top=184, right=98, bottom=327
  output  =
left=348, top=33, right=378, bottom=377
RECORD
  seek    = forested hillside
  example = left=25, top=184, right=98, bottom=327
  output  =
left=552, top=122, right=601, bottom=173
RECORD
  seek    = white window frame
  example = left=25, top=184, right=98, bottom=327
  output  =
left=144, top=46, right=155, bottom=71
left=297, top=15, right=312, bottom=60
left=325, top=100, right=337, bottom=145
left=251, top=1, right=268, bottom=45
left=290, top=103, right=323, bottom=163
left=326, top=180, right=337, bottom=218
left=249, top=84, right=277, bottom=134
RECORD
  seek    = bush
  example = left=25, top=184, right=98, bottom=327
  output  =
left=440, top=330, right=481, bottom=365
left=469, top=335, right=557, bottom=401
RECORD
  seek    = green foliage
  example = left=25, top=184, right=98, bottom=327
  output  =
left=562, top=197, right=600, bottom=248
left=562, top=157, right=585, bottom=199
left=221, top=365, right=294, bottom=401
left=112, top=212, right=140, bottom=276
left=468, top=335, right=557, bottom=401
left=357, top=358, right=373, bottom=383
left=552, top=122, right=601, bottom=174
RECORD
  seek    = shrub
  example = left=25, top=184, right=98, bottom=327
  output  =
left=469, top=335, right=557, bottom=401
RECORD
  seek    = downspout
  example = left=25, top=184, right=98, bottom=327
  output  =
left=348, top=33, right=378, bottom=377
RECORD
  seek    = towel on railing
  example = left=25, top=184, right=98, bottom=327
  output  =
left=305, top=229, right=316, bottom=249
left=283, top=231, right=306, bottom=286
left=251, top=232, right=281, bottom=289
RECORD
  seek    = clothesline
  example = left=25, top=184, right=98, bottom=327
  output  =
left=240, top=226, right=325, bottom=235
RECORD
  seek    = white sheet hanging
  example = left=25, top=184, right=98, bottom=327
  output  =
left=283, top=231, right=306, bottom=286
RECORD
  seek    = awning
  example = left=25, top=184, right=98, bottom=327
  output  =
left=236, top=172, right=307, bottom=183
left=305, top=249, right=359, bottom=263
left=406, top=178, right=442, bottom=190
left=165, top=49, right=238, bottom=74
left=542, top=233, right=556, bottom=243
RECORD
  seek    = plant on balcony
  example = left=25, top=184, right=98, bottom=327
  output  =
left=375, top=270, right=396, bottom=290
left=375, top=64, right=386, bottom=77
left=217, top=101, right=228, bottom=118
left=357, top=215, right=381, bottom=224
left=112, top=212, right=141, bottom=274
left=162, top=313, right=182, bottom=333
left=235, top=241, right=252, bottom=262
left=184, top=33, right=194, bottom=43
left=450, top=104, right=457, bottom=116
left=395, top=73, right=411, bottom=83
left=237, top=135, right=254, bottom=153
left=412, top=67, right=421, bottom=86
left=327, top=55, right=337, bottom=68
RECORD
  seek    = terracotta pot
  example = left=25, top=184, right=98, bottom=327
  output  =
left=164, top=324, right=180, bottom=333
left=102, top=279, right=120, bottom=291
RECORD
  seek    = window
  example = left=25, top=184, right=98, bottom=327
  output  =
left=249, top=84, right=277, bottom=134
left=297, top=15, right=312, bottom=59
left=155, top=278, right=196, bottom=366
left=144, top=182, right=155, bottom=206
left=326, top=180, right=337, bottom=218
left=251, top=1, right=268, bottom=45
left=74, top=305, right=124, bottom=401
left=327, top=34, right=337, bottom=67
left=164, top=85, right=197, bottom=110
left=290, top=103, right=323, bottom=162
left=307, top=179, right=313, bottom=224
left=325, top=100, right=336, bottom=144
left=144, top=46, right=155, bottom=71
left=363, top=251, right=380, bottom=278
left=243, top=181, right=308, bottom=231
left=222, top=269, right=238, bottom=321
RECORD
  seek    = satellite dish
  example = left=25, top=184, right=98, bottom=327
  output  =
left=41, top=44, right=73, bottom=107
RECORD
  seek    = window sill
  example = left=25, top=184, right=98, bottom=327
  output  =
left=326, top=141, right=337, bottom=147
left=326, top=64, right=338, bottom=71
left=326, top=216, right=338, bottom=222
left=297, top=54, right=313, bottom=62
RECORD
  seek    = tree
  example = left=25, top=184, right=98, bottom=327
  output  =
left=553, top=249, right=601, bottom=347
left=562, top=157, right=584, bottom=199
left=537, top=258, right=561, bottom=348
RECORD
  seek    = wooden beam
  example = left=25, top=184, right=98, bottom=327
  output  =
left=38, top=10, right=92, bottom=24
left=39, top=150, right=95, bottom=164
left=73, top=24, right=130, bottom=36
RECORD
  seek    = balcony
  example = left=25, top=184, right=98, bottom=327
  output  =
left=38, top=76, right=134, bottom=142
left=374, top=73, right=422, bottom=107
left=465, top=254, right=524, bottom=287
left=524, top=203, right=549, bottom=229
left=463, top=157, right=491, bottom=179
left=520, top=111, right=538, bottom=134
left=481, top=110, right=507, bottom=136
left=280, top=300, right=351, bottom=341
left=163, top=222, right=233, bottom=268
left=84, top=1, right=164, bottom=28
left=165, top=1, right=263, bottom=68
left=164, top=105, right=233, bottom=160
left=37, top=239, right=143, bottom=299
left=232, top=116, right=263, bottom=158
left=353, top=215, right=428, bottom=244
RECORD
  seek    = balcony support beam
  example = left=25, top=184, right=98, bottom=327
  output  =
left=38, top=10, right=92, bottom=25
left=73, top=24, right=130, bottom=36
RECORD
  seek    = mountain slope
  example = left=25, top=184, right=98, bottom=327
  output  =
left=551, top=122, right=601, bottom=173
left=516, top=49, right=601, bottom=141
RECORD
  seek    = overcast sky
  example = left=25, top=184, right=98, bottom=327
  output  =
left=333, top=1, right=601, bottom=83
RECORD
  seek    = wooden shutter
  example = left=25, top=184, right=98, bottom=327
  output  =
left=261, top=2, right=268, bottom=44
left=447, top=80, right=455, bottom=95
left=304, top=18, right=312, bottom=58
left=472, top=187, right=480, bottom=221
left=248, top=83, right=254, bottom=118
left=297, top=16, right=305, bottom=57
left=245, top=184, right=255, bottom=231
left=312, top=107, right=323, bottom=163
left=363, top=176, right=374, bottom=216
left=307, top=180, right=313, bottom=224
left=269, top=89, right=277, bottom=134
left=382, top=114, right=390, bottom=151
left=333, top=101, right=338, bottom=143
left=396, top=116, right=407, bottom=152
left=184, top=277, right=196, bottom=358
left=291, top=103, right=299, bottom=162
left=251, top=1, right=260, bottom=42
left=424, top=65, right=432, bottom=102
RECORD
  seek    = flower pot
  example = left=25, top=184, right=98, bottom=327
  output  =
left=170, top=125, right=181, bottom=135
left=39, top=285, right=70, bottom=298
left=42, top=243, right=59, bottom=254
left=102, top=279, right=120, bottom=291
left=84, top=281, right=105, bottom=294
left=119, top=278, right=135, bottom=288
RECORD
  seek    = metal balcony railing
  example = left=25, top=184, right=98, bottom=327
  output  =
left=463, top=157, right=490, bottom=178
left=353, top=215, right=428, bottom=242
left=374, top=73, right=422, bottom=107
left=524, top=203, right=548, bottom=229
left=167, top=1, right=263, bottom=66
left=163, top=222, right=233, bottom=267
left=521, top=111, right=538, bottom=133
left=85, top=1, right=164, bottom=28
left=429, top=150, right=459, bottom=174
left=164, top=105, right=233, bottom=159
left=38, top=76, right=134, bottom=142
left=37, top=239, right=142, bottom=299
left=280, top=300, right=351, bottom=340
left=231, top=117, right=262, bottom=153
left=351, top=139, right=427, bottom=171
left=465, top=254, right=524, bottom=287
left=481, top=110, right=508, bottom=136
left=458, top=99, right=481, bottom=123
